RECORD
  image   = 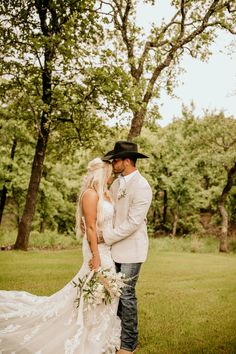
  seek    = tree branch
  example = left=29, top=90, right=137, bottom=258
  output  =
left=141, top=0, right=231, bottom=106
left=113, top=0, right=138, bottom=80
left=219, top=161, right=236, bottom=205
left=48, top=0, right=60, bottom=33
left=180, top=0, right=186, bottom=37
left=35, top=0, right=50, bottom=36
left=207, top=21, right=236, bottom=34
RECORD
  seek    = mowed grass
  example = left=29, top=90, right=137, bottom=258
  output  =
left=0, top=245, right=236, bottom=353
left=0, top=249, right=83, bottom=295
left=138, top=247, right=236, bottom=354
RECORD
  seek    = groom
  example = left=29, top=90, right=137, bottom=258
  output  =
left=102, top=141, right=152, bottom=354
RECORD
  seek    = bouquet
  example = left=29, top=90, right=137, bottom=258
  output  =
left=73, top=268, right=126, bottom=310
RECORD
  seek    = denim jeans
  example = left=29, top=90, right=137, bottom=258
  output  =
left=115, top=262, right=142, bottom=352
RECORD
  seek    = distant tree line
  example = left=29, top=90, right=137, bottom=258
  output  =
left=1, top=104, right=236, bottom=251
left=141, top=110, right=236, bottom=253
left=0, top=0, right=236, bottom=251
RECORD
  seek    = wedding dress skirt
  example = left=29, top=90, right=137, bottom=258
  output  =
left=0, top=200, right=121, bottom=354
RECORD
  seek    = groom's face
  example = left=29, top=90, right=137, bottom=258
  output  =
left=112, top=158, right=125, bottom=174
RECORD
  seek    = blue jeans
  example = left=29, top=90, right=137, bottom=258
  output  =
left=115, top=262, right=142, bottom=352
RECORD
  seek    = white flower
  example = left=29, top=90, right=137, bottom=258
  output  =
left=73, top=268, right=127, bottom=309
left=118, top=188, right=127, bottom=200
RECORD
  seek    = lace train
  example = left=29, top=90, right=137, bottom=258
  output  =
left=0, top=201, right=121, bottom=354
left=0, top=246, right=121, bottom=353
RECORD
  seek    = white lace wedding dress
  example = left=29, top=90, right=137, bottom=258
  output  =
left=0, top=200, right=121, bottom=354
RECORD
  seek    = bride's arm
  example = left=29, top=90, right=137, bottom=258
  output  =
left=81, top=189, right=101, bottom=270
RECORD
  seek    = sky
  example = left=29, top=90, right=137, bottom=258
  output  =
left=136, top=1, right=236, bottom=126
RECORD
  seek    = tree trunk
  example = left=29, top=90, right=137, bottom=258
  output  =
left=171, top=209, right=179, bottom=237
left=163, top=189, right=168, bottom=228
left=14, top=38, right=53, bottom=249
left=218, top=161, right=236, bottom=253
left=40, top=219, right=46, bottom=233
left=218, top=202, right=228, bottom=253
left=128, top=107, right=147, bottom=141
left=0, top=138, right=17, bottom=225
left=0, top=186, right=7, bottom=225
left=14, top=127, right=49, bottom=250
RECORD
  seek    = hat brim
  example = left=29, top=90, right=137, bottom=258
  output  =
left=102, top=150, right=114, bottom=161
left=102, top=151, right=149, bottom=160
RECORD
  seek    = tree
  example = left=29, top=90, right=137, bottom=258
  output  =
left=173, top=111, right=236, bottom=247
left=0, top=139, right=17, bottom=225
left=146, top=121, right=202, bottom=236
left=140, top=110, right=236, bottom=241
left=0, top=83, right=36, bottom=226
left=0, top=0, right=102, bottom=249
left=104, top=0, right=236, bottom=139
left=195, top=113, right=236, bottom=252
left=218, top=162, right=236, bottom=252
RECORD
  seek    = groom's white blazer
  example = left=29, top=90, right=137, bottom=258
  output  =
left=103, top=171, right=152, bottom=263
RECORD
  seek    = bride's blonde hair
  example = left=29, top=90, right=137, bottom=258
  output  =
left=75, top=157, right=113, bottom=238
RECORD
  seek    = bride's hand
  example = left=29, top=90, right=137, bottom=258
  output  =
left=80, top=220, right=86, bottom=234
left=90, top=253, right=101, bottom=271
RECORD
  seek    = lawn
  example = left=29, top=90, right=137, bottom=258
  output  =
left=0, top=245, right=236, bottom=353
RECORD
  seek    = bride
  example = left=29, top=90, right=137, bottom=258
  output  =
left=0, top=158, right=121, bottom=354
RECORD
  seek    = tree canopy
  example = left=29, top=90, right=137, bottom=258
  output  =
left=100, top=0, right=236, bottom=139
left=0, top=0, right=236, bottom=250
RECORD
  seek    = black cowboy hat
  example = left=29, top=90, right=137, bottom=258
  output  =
left=102, top=141, right=149, bottom=160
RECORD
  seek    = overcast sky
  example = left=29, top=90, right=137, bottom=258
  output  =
left=136, top=1, right=236, bottom=126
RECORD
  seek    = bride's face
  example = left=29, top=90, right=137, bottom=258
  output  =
left=105, top=163, right=113, bottom=185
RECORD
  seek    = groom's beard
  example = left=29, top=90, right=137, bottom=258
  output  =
left=112, top=165, right=125, bottom=175
left=113, top=168, right=125, bottom=175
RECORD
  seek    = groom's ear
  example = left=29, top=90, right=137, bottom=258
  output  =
left=125, top=158, right=136, bottom=167
left=123, top=158, right=130, bottom=167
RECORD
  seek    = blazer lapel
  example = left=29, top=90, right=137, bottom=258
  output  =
left=116, top=171, right=141, bottom=203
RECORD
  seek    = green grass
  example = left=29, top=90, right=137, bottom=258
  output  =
left=0, top=245, right=236, bottom=353
left=0, top=249, right=83, bottom=295
left=0, top=229, right=80, bottom=249
left=1, top=229, right=236, bottom=254
left=149, top=235, right=220, bottom=253
left=138, top=251, right=236, bottom=353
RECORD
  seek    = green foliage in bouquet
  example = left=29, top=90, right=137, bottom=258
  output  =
left=73, top=268, right=126, bottom=309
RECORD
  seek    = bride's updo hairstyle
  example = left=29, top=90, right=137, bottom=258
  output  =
left=75, top=157, right=113, bottom=238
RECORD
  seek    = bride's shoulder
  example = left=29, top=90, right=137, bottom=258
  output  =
left=81, top=189, right=98, bottom=204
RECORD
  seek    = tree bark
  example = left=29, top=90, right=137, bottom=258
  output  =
left=128, top=107, right=147, bottom=141
left=171, top=208, right=179, bottom=237
left=14, top=35, right=53, bottom=249
left=0, top=186, right=7, bottom=225
left=163, top=189, right=168, bottom=228
left=218, top=161, right=236, bottom=253
left=40, top=219, right=46, bottom=233
left=218, top=202, right=228, bottom=253
left=14, top=127, right=49, bottom=249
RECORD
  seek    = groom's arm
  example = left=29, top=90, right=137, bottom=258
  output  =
left=103, top=183, right=152, bottom=246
